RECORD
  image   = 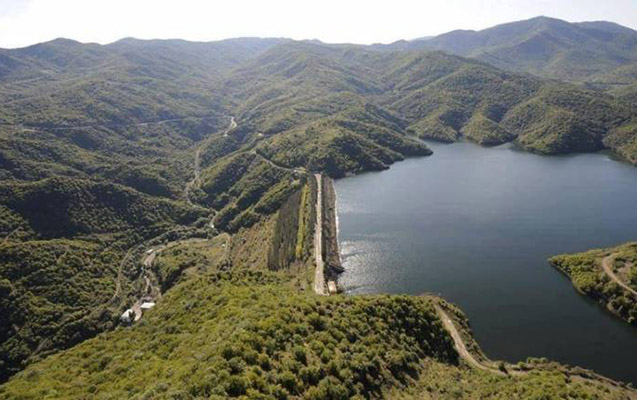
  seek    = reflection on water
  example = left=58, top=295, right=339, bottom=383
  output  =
left=336, top=141, right=637, bottom=384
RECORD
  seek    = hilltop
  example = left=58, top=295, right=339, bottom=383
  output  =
left=389, top=16, right=637, bottom=96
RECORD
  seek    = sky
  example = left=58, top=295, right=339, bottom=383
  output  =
left=0, top=0, right=635, bottom=48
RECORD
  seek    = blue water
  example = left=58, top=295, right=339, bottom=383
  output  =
left=335, top=141, right=637, bottom=384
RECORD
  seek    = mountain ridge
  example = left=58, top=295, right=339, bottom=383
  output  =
left=395, top=16, right=637, bottom=90
left=0, top=19, right=636, bottom=394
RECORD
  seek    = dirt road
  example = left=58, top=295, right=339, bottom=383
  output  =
left=252, top=150, right=305, bottom=174
left=602, top=255, right=637, bottom=297
left=223, top=117, right=237, bottom=137
left=183, top=116, right=236, bottom=203
left=183, top=147, right=202, bottom=204
left=434, top=304, right=507, bottom=375
left=314, top=173, right=327, bottom=295
left=110, top=248, right=135, bottom=304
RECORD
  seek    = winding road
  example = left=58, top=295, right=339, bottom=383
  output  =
left=183, top=149, right=201, bottom=204
left=110, top=248, right=135, bottom=304
left=433, top=301, right=636, bottom=396
left=251, top=150, right=305, bottom=175
left=434, top=304, right=507, bottom=376
left=601, top=255, right=637, bottom=297
left=223, top=117, right=237, bottom=137
left=183, top=116, right=236, bottom=203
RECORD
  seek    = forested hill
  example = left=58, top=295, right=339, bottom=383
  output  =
left=0, top=31, right=636, bottom=387
left=225, top=41, right=634, bottom=157
left=383, top=16, right=637, bottom=96
left=1, top=36, right=635, bottom=167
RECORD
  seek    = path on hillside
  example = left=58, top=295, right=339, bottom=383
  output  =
left=114, top=235, right=210, bottom=321
left=183, top=116, right=236, bottom=204
left=182, top=148, right=202, bottom=205
left=251, top=150, right=305, bottom=175
left=602, top=255, right=637, bottom=297
left=314, top=173, right=327, bottom=295
left=223, top=117, right=237, bottom=137
left=432, top=302, right=636, bottom=394
left=131, top=238, right=210, bottom=321
left=434, top=304, right=508, bottom=376
left=183, top=115, right=303, bottom=204
left=110, top=248, right=135, bottom=304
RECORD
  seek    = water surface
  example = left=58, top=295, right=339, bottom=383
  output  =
left=336, top=141, right=637, bottom=384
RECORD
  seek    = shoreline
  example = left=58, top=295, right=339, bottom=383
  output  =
left=327, top=148, right=637, bottom=385
left=549, top=245, right=637, bottom=327
left=333, top=180, right=342, bottom=269
left=321, top=175, right=344, bottom=289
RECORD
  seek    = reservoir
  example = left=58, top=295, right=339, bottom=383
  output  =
left=335, top=140, right=637, bottom=384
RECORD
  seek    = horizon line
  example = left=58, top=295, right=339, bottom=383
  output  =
left=1, top=15, right=634, bottom=51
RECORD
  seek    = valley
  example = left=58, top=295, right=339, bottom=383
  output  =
left=0, top=14, right=636, bottom=399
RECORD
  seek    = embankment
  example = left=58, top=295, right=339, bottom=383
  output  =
left=266, top=176, right=316, bottom=271
left=321, top=175, right=343, bottom=281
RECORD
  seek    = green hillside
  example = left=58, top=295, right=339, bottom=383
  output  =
left=550, top=242, right=637, bottom=325
left=405, top=16, right=637, bottom=87
left=253, top=105, right=432, bottom=177
left=0, top=239, right=123, bottom=381
left=0, top=34, right=636, bottom=394
left=220, top=42, right=635, bottom=159
left=0, top=177, right=209, bottom=380
left=604, top=119, right=637, bottom=164
left=0, top=178, right=204, bottom=238
left=1, top=265, right=633, bottom=399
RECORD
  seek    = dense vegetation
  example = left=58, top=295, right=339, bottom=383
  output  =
left=550, top=242, right=637, bottom=325
left=0, top=269, right=453, bottom=399
left=604, top=119, right=637, bottom=164
left=200, top=152, right=302, bottom=231
left=0, top=27, right=636, bottom=394
left=152, top=236, right=230, bottom=292
left=1, top=266, right=633, bottom=399
left=253, top=105, right=433, bottom=178
left=222, top=42, right=635, bottom=161
left=397, top=16, right=637, bottom=89
left=0, top=37, right=253, bottom=377
left=0, top=175, right=211, bottom=380
left=0, top=239, right=124, bottom=381
left=0, top=178, right=205, bottom=238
